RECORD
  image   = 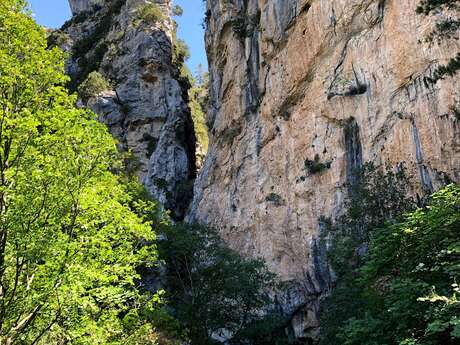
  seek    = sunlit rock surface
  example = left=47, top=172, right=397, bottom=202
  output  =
left=189, top=0, right=460, bottom=341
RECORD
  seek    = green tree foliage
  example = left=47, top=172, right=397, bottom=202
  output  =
left=119, top=175, right=288, bottom=345
left=320, top=162, right=460, bottom=345
left=173, top=39, right=191, bottom=71
left=0, top=1, right=163, bottom=343
left=137, top=3, right=165, bottom=26
left=0, top=2, right=289, bottom=345
left=158, top=223, right=278, bottom=345
left=320, top=163, right=416, bottom=345
left=323, top=163, right=415, bottom=275
left=338, top=184, right=460, bottom=345
left=189, top=67, right=209, bottom=159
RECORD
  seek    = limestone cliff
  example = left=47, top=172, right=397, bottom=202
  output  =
left=61, top=0, right=196, bottom=219
left=188, top=0, right=460, bottom=341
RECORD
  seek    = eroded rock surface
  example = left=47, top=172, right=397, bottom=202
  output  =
left=189, top=0, right=460, bottom=341
left=68, top=0, right=103, bottom=14
left=64, top=0, right=196, bottom=219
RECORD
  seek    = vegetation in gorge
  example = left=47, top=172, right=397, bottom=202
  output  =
left=170, top=6, right=209, bottom=165
left=304, top=154, right=332, bottom=175
left=339, top=184, right=460, bottom=345
left=189, top=67, right=210, bottom=163
left=121, top=195, right=289, bottom=345
left=0, top=1, right=163, bottom=343
left=319, top=163, right=460, bottom=345
left=0, top=5, right=280, bottom=345
left=319, top=163, right=417, bottom=344
left=158, top=223, right=285, bottom=345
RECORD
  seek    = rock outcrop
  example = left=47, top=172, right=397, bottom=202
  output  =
left=189, top=0, right=460, bottom=341
left=68, top=0, right=104, bottom=14
left=62, top=0, right=196, bottom=219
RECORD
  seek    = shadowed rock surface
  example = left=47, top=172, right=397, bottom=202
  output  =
left=63, top=0, right=196, bottom=219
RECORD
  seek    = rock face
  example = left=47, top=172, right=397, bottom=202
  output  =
left=63, top=0, right=196, bottom=219
left=189, top=0, right=460, bottom=341
left=68, top=0, right=104, bottom=14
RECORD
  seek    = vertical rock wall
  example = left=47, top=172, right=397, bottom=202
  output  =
left=189, top=0, right=460, bottom=341
left=64, top=0, right=196, bottom=219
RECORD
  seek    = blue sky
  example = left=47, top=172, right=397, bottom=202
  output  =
left=28, top=0, right=207, bottom=72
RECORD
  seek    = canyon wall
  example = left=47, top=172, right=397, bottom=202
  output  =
left=189, top=0, right=460, bottom=341
left=63, top=0, right=196, bottom=219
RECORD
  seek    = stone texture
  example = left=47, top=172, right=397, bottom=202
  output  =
left=68, top=0, right=104, bottom=14
left=188, top=0, right=460, bottom=341
left=65, top=0, right=196, bottom=219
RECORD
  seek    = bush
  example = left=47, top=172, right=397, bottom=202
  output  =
left=172, top=5, right=183, bottom=17
left=138, top=3, right=165, bottom=25
left=173, top=38, right=191, bottom=67
left=265, top=193, right=285, bottom=207
left=304, top=154, right=332, bottom=174
left=78, top=71, right=111, bottom=102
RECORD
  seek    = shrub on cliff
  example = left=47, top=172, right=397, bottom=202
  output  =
left=77, top=71, right=111, bottom=103
left=173, top=38, right=191, bottom=68
left=46, top=29, right=70, bottom=49
left=138, top=3, right=165, bottom=26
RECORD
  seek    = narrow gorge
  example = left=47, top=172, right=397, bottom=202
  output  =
left=60, top=0, right=460, bottom=343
